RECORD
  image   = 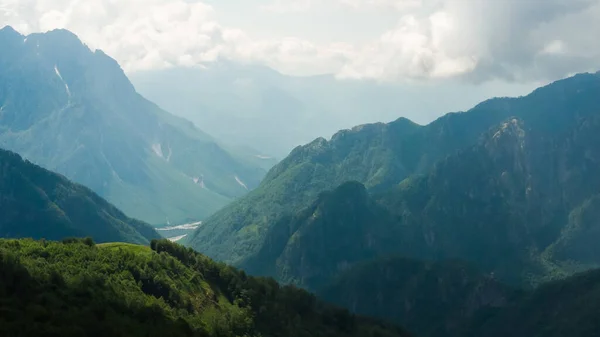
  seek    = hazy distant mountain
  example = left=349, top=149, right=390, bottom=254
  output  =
left=131, top=63, right=312, bottom=158
left=0, top=26, right=266, bottom=225
left=0, top=148, right=159, bottom=244
left=188, top=72, right=600, bottom=288
left=130, top=61, right=534, bottom=158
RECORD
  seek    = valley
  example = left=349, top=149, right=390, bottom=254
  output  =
left=1, top=19, right=599, bottom=337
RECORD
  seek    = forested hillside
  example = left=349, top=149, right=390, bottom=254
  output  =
left=318, top=257, right=600, bottom=337
left=0, top=148, right=159, bottom=244
left=0, top=238, right=409, bottom=337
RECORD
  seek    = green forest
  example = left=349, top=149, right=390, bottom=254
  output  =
left=0, top=238, right=408, bottom=337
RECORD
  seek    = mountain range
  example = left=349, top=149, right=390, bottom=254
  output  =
left=0, top=26, right=266, bottom=225
left=130, top=62, right=534, bottom=158
left=188, top=71, right=600, bottom=289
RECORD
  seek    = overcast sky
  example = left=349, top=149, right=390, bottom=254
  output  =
left=2, top=0, right=599, bottom=81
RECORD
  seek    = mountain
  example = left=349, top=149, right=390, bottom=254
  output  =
left=374, top=110, right=600, bottom=286
left=0, top=238, right=410, bottom=337
left=0, top=26, right=266, bottom=225
left=239, top=181, right=399, bottom=289
left=130, top=62, right=535, bottom=158
left=461, top=268, right=600, bottom=337
left=317, top=257, right=600, bottom=337
left=236, top=99, right=600, bottom=290
left=318, top=257, right=517, bottom=337
left=188, top=71, right=600, bottom=275
left=0, top=148, right=159, bottom=244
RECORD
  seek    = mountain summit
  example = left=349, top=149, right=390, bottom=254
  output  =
left=0, top=27, right=266, bottom=224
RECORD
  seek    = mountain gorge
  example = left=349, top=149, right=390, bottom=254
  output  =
left=0, top=26, right=266, bottom=225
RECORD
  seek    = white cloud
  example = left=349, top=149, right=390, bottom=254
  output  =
left=338, top=0, right=421, bottom=11
left=339, top=0, right=600, bottom=82
left=338, top=12, right=478, bottom=81
left=261, top=0, right=312, bottom=13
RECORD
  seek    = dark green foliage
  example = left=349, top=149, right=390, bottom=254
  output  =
left=317, top=257, right=600, bottom=337
left=0, top=148, right=160, bottom=244
left=318, top=257, right=519, bottom=337
left=0, top=26, right=266, bottom=225
left=241, top=181, right=400, bottom=290
left=0, top=238, right=409, bottom=337
left=461, top=268, right=600, bottom=337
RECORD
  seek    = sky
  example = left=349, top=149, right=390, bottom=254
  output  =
left=1, top=0, right=600, bottom=130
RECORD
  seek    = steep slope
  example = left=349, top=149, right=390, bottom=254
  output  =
left=461, top=268, right=600, bottom=337
left=0, top=238, right=410, bottom=337
left=317, top=257, right=600, bottom=337
left=240, top=181, right=399, bottom=289
left=0, top=148, right=159, bottom=244
left=243, top=108, right=600, bottom=290
left=318, top=258, right=517, bottom=337
left=0, top=26, right=265, bottom=225
left=189, top=72, right=600, bottom=267
left=378, top=111, right=600, bottom=286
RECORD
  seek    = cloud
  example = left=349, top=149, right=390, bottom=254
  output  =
left=261, top=0, right=312, bottom=13
left=339, top=0, right=600, bottom=82
left=1, top=0, right=599, bottom=82
left=261, top=0, right=421, bottom=12
left=338, top=0, right=421, bottom=11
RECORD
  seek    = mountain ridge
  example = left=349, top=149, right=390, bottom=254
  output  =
left=0, top=147, right=160, bottom=244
